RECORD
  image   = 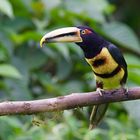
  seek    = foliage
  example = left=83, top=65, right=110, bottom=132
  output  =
left=0, top=0, right=140, bottom=139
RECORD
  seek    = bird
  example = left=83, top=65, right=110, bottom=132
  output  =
left=40, top=26, right=127, bottom=129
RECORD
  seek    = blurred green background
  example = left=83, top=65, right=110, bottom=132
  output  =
left=0, top=0, right=140, bottom=139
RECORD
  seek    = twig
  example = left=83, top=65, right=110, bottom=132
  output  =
left=0, top=87, right=140, bottom=116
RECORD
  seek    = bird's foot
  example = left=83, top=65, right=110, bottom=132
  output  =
left=121, top=86, right=129, bottom=96
left=110, top=87, right=129, bottom=97
left=110, top=89, right=118, bottom=95
left=96, top=88, right=105, bottom=96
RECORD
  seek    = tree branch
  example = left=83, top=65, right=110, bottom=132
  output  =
left=0, top=87, right=140, bottom=116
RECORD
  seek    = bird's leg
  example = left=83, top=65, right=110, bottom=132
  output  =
left=125, top=86, right=128, bottom=94
left=96, top=88, right=105, bottom=96
left=96, top=81, right=105, bottom=96
left=121, top=85, right=129, bottom=96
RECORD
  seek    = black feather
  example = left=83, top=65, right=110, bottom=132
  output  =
left=106, top=43, right=127, bottom=85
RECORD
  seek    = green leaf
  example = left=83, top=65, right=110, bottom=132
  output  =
left=0, top=117, right=23, bottom=140
left=126, top=54, right=140, bottom=86
left=65, top=0, right=109, bottom=22
left=102, top=22, right=140, bottom=52
left=0, top=64, right=21, bottom=78
left=62, top=80, right=84, bottom=95
left=56, top=56, right=72, bottom=80
left=9, top=31, right=41, bottom=45
left=84, top=128, right=107, bottom=140
left=16, top=45, right=47, bottom=70
left=42, top=46, right=58, bottom=59
left=0, top=0, right=14, bottom=18
left=68, top=44, right=83, bottom=58
left=0, top=46, right=9, bottom=61
left=128, top=69, right=140, bottom=85
left=106, top=118, right=123, bottom=131
left=125, top=54, right=140, bottom=69
left=42, top=0, right=61, bottom=10
left=53, top=43, right=70, bottom=61
left=123, top=100, right=140, bottom=127
left=5, top=79, right=32, bottom=100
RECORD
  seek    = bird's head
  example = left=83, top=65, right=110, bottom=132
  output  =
left=40, top=26, right=106, bottom=58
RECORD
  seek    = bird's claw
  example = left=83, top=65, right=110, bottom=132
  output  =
left=96, top=88, right=104, bottom=96
left=123, top=87, right=129, bottom=97
left=125, top=87, right=128, bottom=95
left=119, top=86, right=129, bottom=98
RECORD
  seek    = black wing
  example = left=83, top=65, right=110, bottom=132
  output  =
left=106, top=43, right=127, bottom=84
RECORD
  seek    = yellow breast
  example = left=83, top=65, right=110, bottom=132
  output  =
left=95, top=68, right=125, bottom=89
left=85, top=47, right=125, bottom=89
left=85, top=47, right=118, bottom=74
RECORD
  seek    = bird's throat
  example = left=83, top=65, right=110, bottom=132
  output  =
left=76, top=36, right=108, bottom=59
left=83, top=45, right=102, bottom=59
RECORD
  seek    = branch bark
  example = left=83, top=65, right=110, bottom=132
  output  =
left=0, top=87, right=140, bottom=116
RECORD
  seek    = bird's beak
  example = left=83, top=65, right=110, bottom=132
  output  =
left=40, top=27, right=82, bottom=47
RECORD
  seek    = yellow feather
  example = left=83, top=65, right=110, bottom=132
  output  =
left=85, top=47, right=118, bottom=74
left=95, top=68, right=124, bottom=89
left=85, top=47, right=125, bottom=89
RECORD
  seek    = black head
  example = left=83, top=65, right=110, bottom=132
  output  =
left=75, top=26, right=107, bottom=58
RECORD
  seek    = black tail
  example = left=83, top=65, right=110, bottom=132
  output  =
left=89, top=103, right=109, bottom=129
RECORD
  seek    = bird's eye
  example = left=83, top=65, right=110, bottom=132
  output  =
left=81, top=30, right=86, bottom=34
left=81, top=29, right=92, bottom=35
